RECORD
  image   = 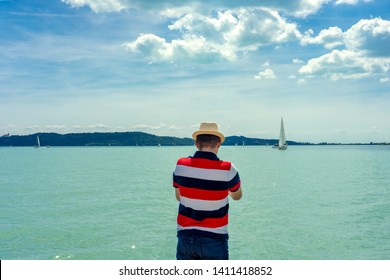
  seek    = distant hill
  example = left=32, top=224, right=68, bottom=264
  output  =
left=0, top=131, right=311, bottom=147
left=0, top=132, right=191, bottom=147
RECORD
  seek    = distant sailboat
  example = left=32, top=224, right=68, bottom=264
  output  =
left=273, top=118, right=287, bottom=150
left=35, top=135, right=40, bottom=148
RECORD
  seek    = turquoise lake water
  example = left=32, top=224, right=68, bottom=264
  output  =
left=0, top=145, right=389, bottom=260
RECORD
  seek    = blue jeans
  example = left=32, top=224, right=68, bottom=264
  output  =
left=176, top=235, right=229, bottom=260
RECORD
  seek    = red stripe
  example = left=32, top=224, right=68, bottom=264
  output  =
left=178, top=214, right=228, bottom=228
left=229, top=181, right=241, bottom=192
left=173, top=182, right=180, bottom=188
left=177, top=158, right=231, bottom=170
left=178, top=186, right=228, bottom=200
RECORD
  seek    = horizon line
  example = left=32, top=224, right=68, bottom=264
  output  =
left=1, top=131, right=389, bottom=146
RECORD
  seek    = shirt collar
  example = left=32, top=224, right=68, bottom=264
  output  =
left=193, top=151, right=220, bottom=161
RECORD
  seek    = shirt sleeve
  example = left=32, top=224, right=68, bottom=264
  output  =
left=228, top=163, right=241, bottom=192
left=173, top=161, right=180, bottom=188
left=172, top=171, right=179, bottom=188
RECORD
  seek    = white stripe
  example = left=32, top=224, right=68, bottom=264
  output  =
left=229, top=163, right=238, bottom=181
left=175, top=165, right=236, bottom=182
left=180, top=196, right=228, bottom=211
left=177, top=225, right=228, bottom=235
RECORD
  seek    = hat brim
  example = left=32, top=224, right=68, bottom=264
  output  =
left=192, top=131, right=225, bottom=143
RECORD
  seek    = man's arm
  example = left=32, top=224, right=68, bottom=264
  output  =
left=175, top=188, right=180, bottom=202
left=229, top=187, right=242, bottom=200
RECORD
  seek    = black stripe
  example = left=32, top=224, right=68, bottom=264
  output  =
left=179, top=204, right=229, bottom=221
left=229, top=173, right=240, bottom=189
left=192, top=151, right=220, bottom=160
left=174, top=175, right=230, bottom=191
left=177, top=229, right=228, bottom=240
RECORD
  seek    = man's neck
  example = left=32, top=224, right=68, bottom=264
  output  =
left=198, top=147, right=219, bottom=155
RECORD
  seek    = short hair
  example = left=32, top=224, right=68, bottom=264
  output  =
left=196, top=134, right=221, bottom=149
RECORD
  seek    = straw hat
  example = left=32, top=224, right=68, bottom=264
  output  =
left=192, top=122, right=225, bottom=143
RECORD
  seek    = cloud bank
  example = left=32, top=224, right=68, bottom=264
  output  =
left=62, top=0, right=390, bottom=81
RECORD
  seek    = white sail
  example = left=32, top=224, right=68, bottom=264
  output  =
left=35, top=135, right=40, bottom=148
left=279, top=118, right=286, bottom=146
left=274, top=118, right=287, bottom=150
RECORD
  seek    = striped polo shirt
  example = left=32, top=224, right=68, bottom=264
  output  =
left=173, top=151, right=241, bottom=239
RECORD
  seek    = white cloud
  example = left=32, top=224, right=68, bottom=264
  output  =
left=124, top=33, right=229, bottom=62
left=62, top=0, right=330, bottom=17
left=292, top=58, right=304, bottom=64
left=254, top=69, right=276, bottom=80
left=380, top=77, right=389, bottom=83
left=87, top=124, right=109, bottom=129
left=299, top=18, right=390, bottom=80
left=294, top=0, right=331, bottom=17
left=131, top=123, right=167, bottom=130
left=262, top=60, right=270, bottom=67
left=123, top=34, right=172, bottom=61
left=301, top=26, right=344, bottom=49
left=124, top=8, right=301, bottom=63
left=45, top=125, right=67, bottom=130
left=334, top=0, right=359, bottom=4
left=300, top=18, right=390, bottom=55
left=344, top=18, right=390, bottom=56
left=225, top=9, right=301, bottom=50
left=298, top=49, right=389, bottom=80
left=334, top=0, right=373, bottom=5
left=61, top=0, right=126, bottom=13
left=169, top=125, right=181, bottom=130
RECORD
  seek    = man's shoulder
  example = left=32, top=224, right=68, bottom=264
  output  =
left=176, top=156, right=192, bottom=165
left=219, top=160, right=233, bottom=170
left=176, top=156, right=234, bottom=171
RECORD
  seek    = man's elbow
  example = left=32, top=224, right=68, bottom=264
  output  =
left=230, top=188, right=242, bottom=200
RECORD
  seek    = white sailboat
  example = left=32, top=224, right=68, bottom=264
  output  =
left=35, top=135, right=40, bottom=148
left=273, top=118, right=287, bottom=150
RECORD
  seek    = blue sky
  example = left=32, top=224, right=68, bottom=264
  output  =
left=1, top=0, right=389, bottom=143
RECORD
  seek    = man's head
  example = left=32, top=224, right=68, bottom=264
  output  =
left=195, top=134, right=221, bottom=150
left=192, top=122, right=224, bottom=152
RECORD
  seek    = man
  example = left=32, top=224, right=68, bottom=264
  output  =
left=172, top=122, right=242, bottom=260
